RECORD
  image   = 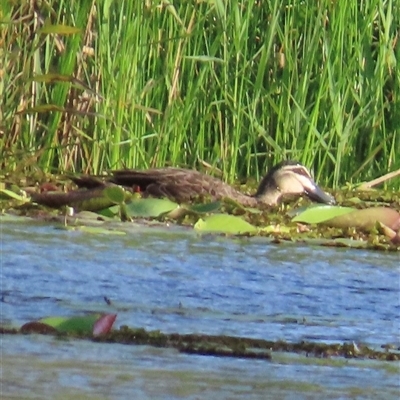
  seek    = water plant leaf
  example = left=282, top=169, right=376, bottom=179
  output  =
left=103, top=186, right=126, bottom=204
left=33, top=314, right=116, bottom=335
left=186, top=201, right=221, bottom=214
left=38, top=315, right=102, bottom=334
left=324, top=207, right=400, bottom=231
left=194, top=214, right=257, bottom=234
left=293, top=205, right=400, bottom=232
left=97, top=205, right=120, bottom=218
left=93, top=314, right=117, bottom=336
left=0, top=188, right=28, bottom=202
left=125, top=198, right=179, bottom=218
left=292, top=206, right=355, bottom=224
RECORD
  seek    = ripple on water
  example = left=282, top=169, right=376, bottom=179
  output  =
left=2, top=220, right=400, bottom=399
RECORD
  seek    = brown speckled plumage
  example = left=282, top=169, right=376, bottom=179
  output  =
left=32, top=160, right=335, bottom=209
left=109, top=160, right=335, bottom=206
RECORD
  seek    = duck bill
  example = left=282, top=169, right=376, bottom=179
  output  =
left=304, top=181, right=336, bottom=205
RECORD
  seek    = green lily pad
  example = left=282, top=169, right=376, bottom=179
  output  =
left=125, top=198, right=179, bottom=218
left=97, top=205, right=119, bottom=218
left=194, top=214, right=257, bottom=234
left=103, top=186, right=126, bottom=204
left=38, top=314, right=103, bottom=334
left=186, top=201, right=221, bottom=214
left=292, top=206, right=355, bottom=224
left=20, top=314, right=117, bottom=335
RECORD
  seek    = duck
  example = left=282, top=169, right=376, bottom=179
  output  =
left=30, top=160, right=335, bottom=209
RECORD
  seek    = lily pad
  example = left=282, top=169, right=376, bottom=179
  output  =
left=20, top=314, right=117, bottom=335
left=186, top=201, right=221, bottom=214
left=93, top=314, right=118, bottom=336
left=97, top=207, right=118, bottom=218
left=38, top=315, right=103, bottom=334
left=103, top=186, right=126, bottom=204
left=292, top=206, right=355, bottom=224
left=324, top=207, right=400, bottom=231
left=125, top=198, right=179, bottom=218
left=194, top=214, right=257, bottom=234
left=293, top=205, right=400, bottom=232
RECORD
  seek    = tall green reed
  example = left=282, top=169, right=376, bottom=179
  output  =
left=1, top=0, right=399, bottom=188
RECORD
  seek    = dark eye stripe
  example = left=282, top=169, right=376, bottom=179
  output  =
left=282, top=165, right=312, bottom=178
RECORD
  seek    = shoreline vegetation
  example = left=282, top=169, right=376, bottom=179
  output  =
left=1, top=1, right=399, bottom=190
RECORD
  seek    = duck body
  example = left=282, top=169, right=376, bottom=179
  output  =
left=109, top=167, right=259, bottom=206
left=90, top=160, right=335, bottom=206
left=31, top=160, right=335, bottom=209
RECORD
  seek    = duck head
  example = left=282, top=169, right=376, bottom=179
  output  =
left=255, top=160, right=336, bottom=205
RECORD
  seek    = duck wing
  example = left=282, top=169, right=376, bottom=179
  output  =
left=111, top=167, right=239, bottom=202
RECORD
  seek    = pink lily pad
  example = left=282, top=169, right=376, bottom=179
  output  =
left=324, top=207, right=400, bottom=231
left=93, top=314, right=117, bottom=336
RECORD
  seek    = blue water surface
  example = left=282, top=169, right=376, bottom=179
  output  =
left=1, top=218, right=399, bottom=399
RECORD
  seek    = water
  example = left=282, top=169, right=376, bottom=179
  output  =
left=1, top=217, right=399, bottom=399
